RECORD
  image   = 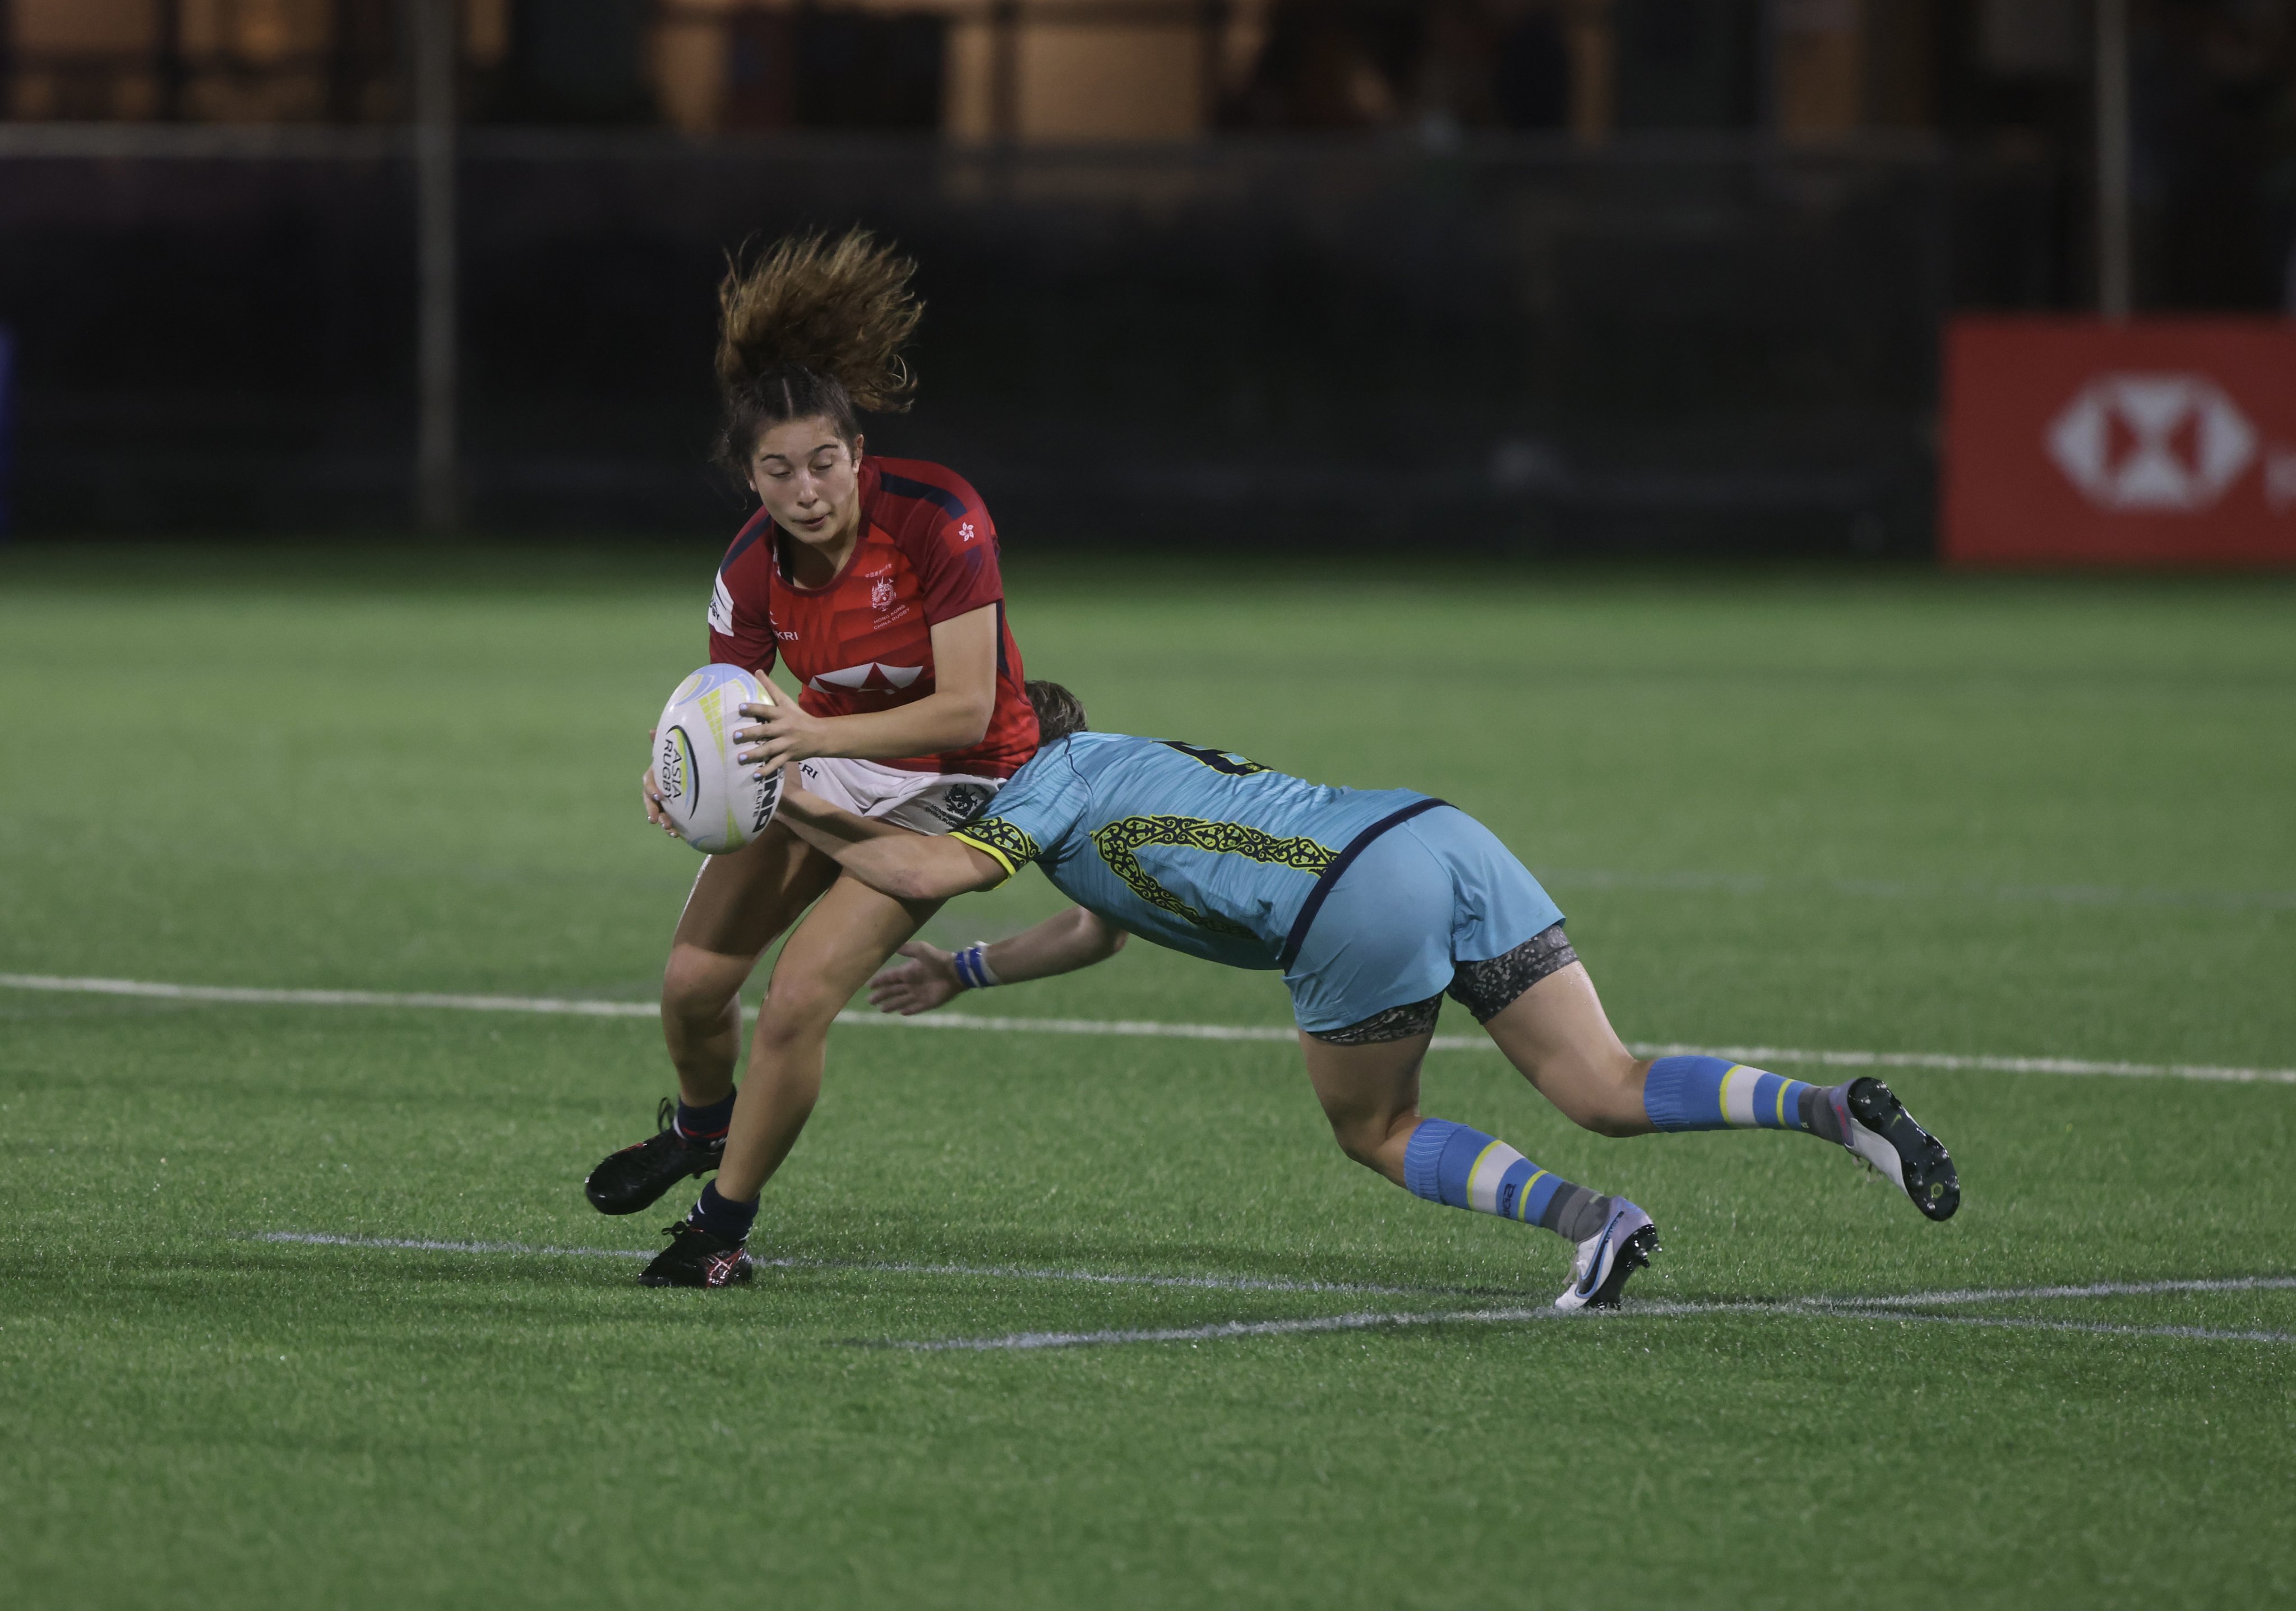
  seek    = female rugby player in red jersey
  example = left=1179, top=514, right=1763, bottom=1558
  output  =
left=582, top=231, right=1040, bottom=1279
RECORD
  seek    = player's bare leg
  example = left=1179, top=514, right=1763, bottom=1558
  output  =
left=642, top=873, right=942, bottom=1286
left=1478, top=963, right=1655, bottom=1137
left=713, top=872, right=944, bottom=1202
left=661, top=822, right=841, bottom=1107
left=585, top=823, right=838, bottom=1217
left=1484, top=957, right=1958, bottom=1221
left=1296, top=1027, right=1434, bottom=1185
left=1296, top=1011, right=1655, bottom=1309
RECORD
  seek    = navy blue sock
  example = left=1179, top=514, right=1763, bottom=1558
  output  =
left=674, top=1089, right=736, bottom=1146
left=686, top=1181, right=757, bottom=1243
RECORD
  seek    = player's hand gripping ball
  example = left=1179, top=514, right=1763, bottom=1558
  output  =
left=649, top=665, right=784, bottom=853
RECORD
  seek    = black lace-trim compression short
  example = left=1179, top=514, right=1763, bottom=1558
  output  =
left=1304, top=922, right=1579, bottom=1045
left=1306, top=993, right=1444, bottom=1046
left=1447, top=922, right=1578, bottom=1022
left=1304, top=927, right=1570, bottom=1056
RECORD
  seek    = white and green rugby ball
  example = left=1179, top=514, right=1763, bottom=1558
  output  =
left=653, top=664, right=783, bottom=854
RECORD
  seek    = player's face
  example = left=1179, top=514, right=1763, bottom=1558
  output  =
left=747, top=418, right=863, bottom=547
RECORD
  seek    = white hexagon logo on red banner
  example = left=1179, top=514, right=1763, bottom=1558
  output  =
left=2046, top=372, right=2258, bottom=511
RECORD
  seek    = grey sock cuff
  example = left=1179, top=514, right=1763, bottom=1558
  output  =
left=1800, top=1083, right=1847, bottom=1145
left=1541, top=1187, right=1613, bottom=1244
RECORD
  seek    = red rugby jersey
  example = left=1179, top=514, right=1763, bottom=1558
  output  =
left=706, top=457, right=1037, bottom=778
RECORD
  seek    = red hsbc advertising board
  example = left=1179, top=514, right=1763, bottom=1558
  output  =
left=1942, top=317, right=2296, bottom=566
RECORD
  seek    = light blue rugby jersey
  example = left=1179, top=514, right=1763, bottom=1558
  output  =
left=948, top=732, right=1443, bottom=971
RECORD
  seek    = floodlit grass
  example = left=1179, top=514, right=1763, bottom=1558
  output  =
left=2, top=544, right=2292, bottom=1609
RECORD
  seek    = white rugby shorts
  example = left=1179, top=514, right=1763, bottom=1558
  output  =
left=797, top=756, right=1004, bottom=836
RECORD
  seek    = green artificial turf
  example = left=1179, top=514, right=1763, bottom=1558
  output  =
left=2, top=544, right=2292, bottom=1609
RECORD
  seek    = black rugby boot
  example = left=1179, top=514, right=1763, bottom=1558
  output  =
left=1840, top=1077, right=1960, bottom=1222
left=640, top=1220, right=755, bottom=1289
left=585, top=1098, right=725, bottom=1216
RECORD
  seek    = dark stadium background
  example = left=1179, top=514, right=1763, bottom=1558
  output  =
left=0, top=0, right=2292, bottom=553
left=6, top=13, right=2295, bottom=1607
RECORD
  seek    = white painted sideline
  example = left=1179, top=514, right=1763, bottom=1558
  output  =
left=247, top=1232, right=2296, bottom=1351
left=2, top=974, right=659, bottom=1019
left=250, top=1232, right=1462, bottom=1298
left=7, top=970, right=2292, bottom=1085
left=892, top=1304, right=2296, bottom=1353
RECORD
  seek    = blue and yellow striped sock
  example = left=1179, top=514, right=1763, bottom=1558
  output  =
left=1642, top=1054, right=1844, bottom=1141
left=1402, top=1118, right=1615, bottom=1243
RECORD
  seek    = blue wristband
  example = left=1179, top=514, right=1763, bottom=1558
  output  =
left=952, top=943, right=1000, bottom=990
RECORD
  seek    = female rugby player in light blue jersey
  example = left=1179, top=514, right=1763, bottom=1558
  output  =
left=638, top=682, right=1960, bottom=1297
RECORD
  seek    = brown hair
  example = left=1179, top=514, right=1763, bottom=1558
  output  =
left=1027, top=680, right=1089, bottom=745
left=714, top=228, right=923, bottom=472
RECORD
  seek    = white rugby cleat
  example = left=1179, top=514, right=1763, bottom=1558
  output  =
left=1554, top=1198, right=1659, bottom=1312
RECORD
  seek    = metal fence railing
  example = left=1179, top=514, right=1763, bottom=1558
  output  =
left=0, top=124, right=2061, bottom=550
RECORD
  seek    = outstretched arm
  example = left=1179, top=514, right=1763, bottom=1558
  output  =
left=774, top=781, right=1005, bottom=901
left=870, top=908, right=1128, bottom=1016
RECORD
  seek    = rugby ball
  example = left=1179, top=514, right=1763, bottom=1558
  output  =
left=652, top=664, right=783, bottom=854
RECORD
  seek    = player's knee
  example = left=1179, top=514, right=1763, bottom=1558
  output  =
left=1549, top=1056, right=1648, bottom=1137
left=1576, top=1107, right=1645, bottom=1139
left=1324, top=1110, right=1403, bottom=1170
left=662, top=948, right=745, bottom=1027
left=752, top=973, right=846, bottom=1043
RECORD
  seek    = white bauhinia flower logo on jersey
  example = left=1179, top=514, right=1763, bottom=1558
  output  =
left=809, top=662, right=923, bottom=692
left=958, top=521, right=975, bottom=542
left=2046, top=373, right=2257, bottom=511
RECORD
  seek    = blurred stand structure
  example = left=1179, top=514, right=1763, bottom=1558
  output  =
left=0, top=322, right=14, bottom=538
left=0, top=0, right=2291, bottom=552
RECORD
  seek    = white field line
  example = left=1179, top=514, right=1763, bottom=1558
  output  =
left=1, top=974, right=660, bottom=1019
left=1814, top=1274, right=2296, bottom=1307
left=900, top=1306, right=1595, bottom=1351
left=258, top=1232, right=650, bottom=1258
left=1830, top=1312, right=2296, bottom=1347
left=255, top=1232, right=2296, bottom=1350
left=248, top=1232, right=1459, bottom=1297
left=887, top=1304, right=2296, bottom=1353
left=1537, top=867, right=2296, bottom=914
left=7, top=971, right=2292, bottom=1086
left=1623, top=1040, right=2296, bottom=1086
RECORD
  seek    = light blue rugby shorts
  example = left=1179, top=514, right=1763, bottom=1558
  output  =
left=1282, top=805, right=1564, bottom=1035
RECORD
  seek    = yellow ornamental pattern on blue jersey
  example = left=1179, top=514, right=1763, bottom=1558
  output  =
left=950, top=816, right=1041, bottom=877
left=1087, top=816, right=1336, bottom=938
